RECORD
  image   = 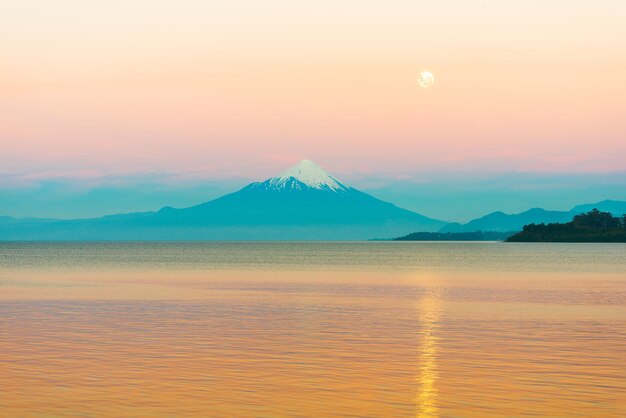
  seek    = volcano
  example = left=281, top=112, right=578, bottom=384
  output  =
left=0, top=160, right=446, bottom=240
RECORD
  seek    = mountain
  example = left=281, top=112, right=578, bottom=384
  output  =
left=571, top=200, right=626, bottom=216
left=0, top=160, right=446, bottom=241
left=440, top=208, right=572, bottom=233
left=441, top=201, right=626, bottom=233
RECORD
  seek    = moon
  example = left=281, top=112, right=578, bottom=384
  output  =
left=418, top=71, right=434, bottom=88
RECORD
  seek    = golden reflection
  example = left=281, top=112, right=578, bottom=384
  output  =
left=416, top=292, right=441, bottom=418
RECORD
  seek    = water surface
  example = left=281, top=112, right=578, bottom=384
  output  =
left=1, top=242, right=625, bottom=417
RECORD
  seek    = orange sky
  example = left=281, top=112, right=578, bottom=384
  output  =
left=2, top=0, right=625, bottom=177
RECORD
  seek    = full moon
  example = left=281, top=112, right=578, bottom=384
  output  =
left=418, top=71, right=434, bottom=88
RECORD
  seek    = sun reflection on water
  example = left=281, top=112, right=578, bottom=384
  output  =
left=416, top=292, right=441, bottom=418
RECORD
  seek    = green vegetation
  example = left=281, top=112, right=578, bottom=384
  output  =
left=506, top=209, right=626, bottom=242
left=394, top=231, right=514, bottom=241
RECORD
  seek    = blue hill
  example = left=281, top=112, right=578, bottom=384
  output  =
left=441, top=201, right=626, bottom=233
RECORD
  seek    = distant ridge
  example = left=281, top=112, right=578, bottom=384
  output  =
left=440, top=200, right=626, bottom=233
left=571, top=200, right=626, bottom=216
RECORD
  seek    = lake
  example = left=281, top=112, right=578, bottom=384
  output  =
left=1, top=242, right=625, bottom=417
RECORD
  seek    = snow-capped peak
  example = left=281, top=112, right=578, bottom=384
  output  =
left=267, top=160, right=347, bottom=191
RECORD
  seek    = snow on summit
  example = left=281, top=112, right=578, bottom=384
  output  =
left=267, top=160, right=347, bottom=191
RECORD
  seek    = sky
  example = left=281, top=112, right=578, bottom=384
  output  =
left=1, top=1, right=625, bottom=220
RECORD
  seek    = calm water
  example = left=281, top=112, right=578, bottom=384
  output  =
left=1, top=242, right=625, bottom=417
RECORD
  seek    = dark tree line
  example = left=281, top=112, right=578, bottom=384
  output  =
left=507, top=209, right=626, bottom=242
left=571, top=209, right=626, bottom=229
left=394, top=230, right=514, bottom=241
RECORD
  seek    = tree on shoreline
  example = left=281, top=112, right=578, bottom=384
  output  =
left=572, top=208, right=622, bottom=229
left=507, top=209, right=626, bottom=242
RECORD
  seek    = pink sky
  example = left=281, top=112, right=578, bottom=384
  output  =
left=2, top=0, right=625, bottom=179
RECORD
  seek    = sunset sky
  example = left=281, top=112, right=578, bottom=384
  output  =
left=1, top=1, right=625, bottom=220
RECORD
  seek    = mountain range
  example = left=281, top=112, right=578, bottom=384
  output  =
left=0, top=160, right=445, bottom=240
left=1, top=160, right=624, bottom=241
left=441, top=200, right=626, bottom=233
